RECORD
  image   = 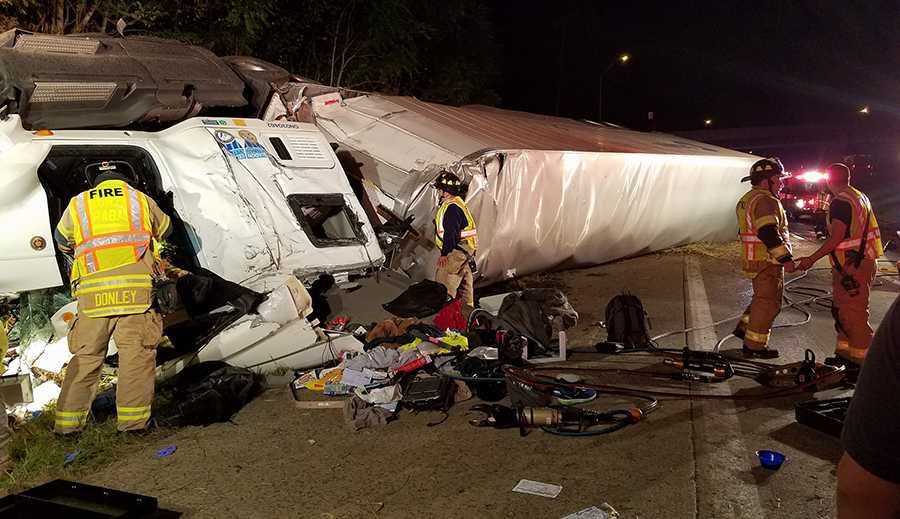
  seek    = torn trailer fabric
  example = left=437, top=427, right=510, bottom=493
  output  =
left=300, top=91, right=756, bottom=283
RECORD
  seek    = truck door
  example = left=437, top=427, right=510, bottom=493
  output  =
left=0, top=126, right=59, bottom=292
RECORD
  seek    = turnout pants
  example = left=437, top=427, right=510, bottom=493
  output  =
left=736, top=263, right=784, bottom=350
left=55, top=311, right=162, bottom=433
left=435, top=249, right=474, bottom=306
left=832, top=259, right=876, bottom=365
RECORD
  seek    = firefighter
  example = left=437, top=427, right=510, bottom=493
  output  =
left=733, top=158, right=796, bottom=359
left=53, top=161, right=171, bottom=434
left=796, top=163, right=883, bottom=366
left=433, top=171, right=478, bottom=306
left=813, top=187, right=832, bottom=239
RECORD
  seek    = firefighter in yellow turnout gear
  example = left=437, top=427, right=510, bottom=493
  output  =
left=433, top=171, right=478, bottom=306
left=733, top=158, right=796, bottom=359
left=796, top=163, right=883, bottom=366
left=53, top=161, right=171, bottom=433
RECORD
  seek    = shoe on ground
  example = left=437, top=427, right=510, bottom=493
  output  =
left=824, top=356, right=849, bottom=367
left=742, top=345, right=780, bottom=359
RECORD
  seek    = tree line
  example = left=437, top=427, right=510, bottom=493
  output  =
left=0, top=0, right=501, bottom=106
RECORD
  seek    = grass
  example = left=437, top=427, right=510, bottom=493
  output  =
left=1, top=405, right=166, bottom=495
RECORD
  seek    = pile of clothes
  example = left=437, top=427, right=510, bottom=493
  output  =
left=292, top=287, right=579, bottom=431
left=293, top=318, right=471, bottom=430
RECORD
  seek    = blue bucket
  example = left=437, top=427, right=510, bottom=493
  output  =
left=756, top=450, right=786, bottom=470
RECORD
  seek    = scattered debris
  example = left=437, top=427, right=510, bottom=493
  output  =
left=561, top=504, right=619, bottom=519
left=756, top=450, right=787, bottom=470
left=295, top=401, right=344, bottom=409
left=156, top=446, right=177, bottom=459
left=511, top=479, right=563, bottom=499
left=63, top=450, right=80, bottom=465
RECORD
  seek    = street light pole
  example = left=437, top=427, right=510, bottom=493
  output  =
left=597, top=53, right=629, bottom=122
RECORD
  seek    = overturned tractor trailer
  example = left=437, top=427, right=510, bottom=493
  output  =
left=258, top=83, right=759, bottom=283
left=0, top=30, right=393, bottom=377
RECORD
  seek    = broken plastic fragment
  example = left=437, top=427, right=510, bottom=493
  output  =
left=64, top=450, right=80, bottom=465
left=156, top=446, right=177, bottom=458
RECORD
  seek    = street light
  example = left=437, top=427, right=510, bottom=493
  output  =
left=859, top=106, right=870, bottom=115
left=597, top=52, right=630, bottom=121
left=704, top=119, right=713, bottom=126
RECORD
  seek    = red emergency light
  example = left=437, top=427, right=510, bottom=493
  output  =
left=795, top=170, right=828, bottom=182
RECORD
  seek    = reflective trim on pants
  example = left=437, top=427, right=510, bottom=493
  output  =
left=835, top=339, right=850, bottom=355
left=55, top=409, right=89, bottom=431
left=744, top=329, right=770, bottom=347
left=117, top=405, right=151, bottom=423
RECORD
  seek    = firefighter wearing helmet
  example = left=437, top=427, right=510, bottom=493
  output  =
left=733, top=158, right=795, bottom=358
left=433, top=170, right=478, bottom=306
left=53, top=161, right=172, bottom=435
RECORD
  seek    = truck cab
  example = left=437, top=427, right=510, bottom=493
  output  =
left=0, top=114, right=383, bottom=372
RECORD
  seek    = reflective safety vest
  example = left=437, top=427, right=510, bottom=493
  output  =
left=69, top=179, right=153, bottom=282
left=736, top=187, right=791, bottom=276
left=434, top=196, right=478, bottom=254
left=72, top=264, right=154, bottom=318
left=68, top=180, right=155, bottom=318
left=828, top=186, right=883, bottom=267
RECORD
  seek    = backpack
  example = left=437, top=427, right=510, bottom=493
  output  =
left=596, top=292, right=652, bottom=352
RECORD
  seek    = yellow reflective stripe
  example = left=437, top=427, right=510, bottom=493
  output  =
left=118, top=405, right=151, bottom=412
left=157, top=213, right=171, bottom=238
left=77, top=275, right=153, bottom=287
left=75, top=282, right=152, bottom=296
left=117, top=414, right=151, bottom=422
left=744, top=329, right=770, bottom=344
left=849, top=348, right=868, bottom=360
left=56, top=410, right=89, bottom=417
left=117, top=406, right=151, bottom=421
left=82, top=305, right=150, bottom=318
left=754, top=215, right=778, bottom=228
left=55, top=409, right=88, bottom=425
left=55, top=417, right=84, bottom=425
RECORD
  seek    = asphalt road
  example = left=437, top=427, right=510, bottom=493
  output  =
left=78, top=224, right=899, bottom=518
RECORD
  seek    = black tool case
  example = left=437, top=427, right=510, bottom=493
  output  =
left=795, top=396, right=852, bottom=438
left=0, top=479, right=180, bottom=518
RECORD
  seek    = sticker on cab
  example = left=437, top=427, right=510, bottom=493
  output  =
left=217, top=129, right=267, bottom=160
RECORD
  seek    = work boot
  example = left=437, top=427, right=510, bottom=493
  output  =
left=742, top=345, right=780, bottom=359
left=824, top=356, right=849, bottom=368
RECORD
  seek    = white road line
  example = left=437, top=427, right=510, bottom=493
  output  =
left=684, top=256, right=766, bottom=518
left=684, top=256, right=718, bottom=349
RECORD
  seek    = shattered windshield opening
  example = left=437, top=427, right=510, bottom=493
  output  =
left=286, top=194, right=366, bottom=248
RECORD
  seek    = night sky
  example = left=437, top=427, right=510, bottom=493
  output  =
left=492, top=1, right=900, bottom=132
